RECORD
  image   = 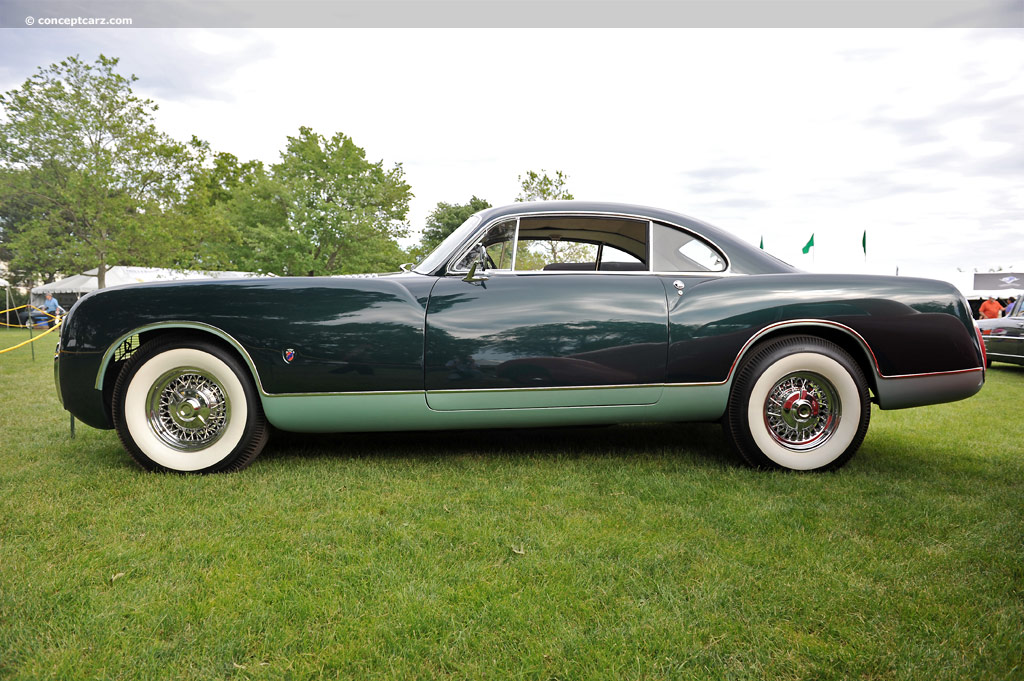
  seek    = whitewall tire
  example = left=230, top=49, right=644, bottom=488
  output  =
left=725, top=336, right=870, bottom=471
left=112, top=337, right=268, bottom=473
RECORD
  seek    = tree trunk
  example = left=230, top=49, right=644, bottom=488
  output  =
left=97, top=258, right=106, bottom=289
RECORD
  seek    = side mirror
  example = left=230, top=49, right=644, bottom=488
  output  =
left=462, top=262, right=489, bottom=283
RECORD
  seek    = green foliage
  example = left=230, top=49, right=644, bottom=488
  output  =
left=214, top=170, right=309, bottom=276
left=0, top=55, right=215, bottom=288
left=272, top=127, right=412, bottom=275
left=515, top=169, right=589, bottom=264
left=418, top=196, right=491, bottom=256
left=516, top=169, right=574, bottom=202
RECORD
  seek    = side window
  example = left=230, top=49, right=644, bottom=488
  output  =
left=513, top=216, right=648, bottom=272
left=451, top=219, right=516, bottom=271
left=651, top=223, right=726, bottom=272
left=516, top=239, right=598, bottom=271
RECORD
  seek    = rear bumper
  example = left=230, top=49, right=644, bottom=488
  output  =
left=875, top=368, right=984, bottom=410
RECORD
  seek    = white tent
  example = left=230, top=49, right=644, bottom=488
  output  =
left=31, top=266, right=270, bottom=308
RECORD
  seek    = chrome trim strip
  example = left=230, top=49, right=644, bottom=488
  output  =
left=647, top=220, right=653, bottom=271
left=511, top=217, right=520, bottom=271
left=96, top=321, right=266, bottom=392
left=720, top=318, right=984, bottom=384
left=428, top=383, right=664, bottom=394
left=98, top=319, right=984, bottom=400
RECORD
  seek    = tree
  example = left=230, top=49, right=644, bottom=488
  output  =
left=272, top=127, right=412, bottom=275
left=413, top=195, right=491, bottom=261
left=515, top=169, right=588, bottom=265
left=216, top=169, right=310, bottom=276
left=0, top=55, right=211, bottom=288
left=516, top=169, right=574, bottom=202
left=0, top=168, right=70, bottom=285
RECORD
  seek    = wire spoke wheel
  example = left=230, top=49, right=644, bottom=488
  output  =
left=146, top=368, right=230, bottom=451
left=112, top=337, right=268, bottom=473
left=725, top=335, right=870, bottom=472
left=763, top=371, right=841, bottom=451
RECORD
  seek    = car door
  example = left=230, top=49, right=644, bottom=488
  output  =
left=424, top=216, right=668, bottom=411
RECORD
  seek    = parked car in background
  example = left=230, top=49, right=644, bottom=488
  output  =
left=978, top=296, right=1024, bottom=367
left=54, top=201, right=986, bottom=474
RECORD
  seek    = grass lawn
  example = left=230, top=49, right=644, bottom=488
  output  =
left=1, top=326, right=1022, bottom=680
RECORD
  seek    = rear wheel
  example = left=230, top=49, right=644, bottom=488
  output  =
left=724, top=335, right=870, bottom=471
left=112, top=337, right=268, bottom=473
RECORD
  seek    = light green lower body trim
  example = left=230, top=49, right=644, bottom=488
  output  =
left=426, top=385, right=663, bottom=410
left=261, top=384, right=731, bottom=433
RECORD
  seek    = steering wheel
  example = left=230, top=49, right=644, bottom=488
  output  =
left=476, top=244, right=497, bottom=270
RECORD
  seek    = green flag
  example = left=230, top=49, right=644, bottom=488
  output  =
left=802, top=234, right=815, bottom=254
left=862, top=230, right=867, bottom=256
left=759, top=236, right=764, bottom=250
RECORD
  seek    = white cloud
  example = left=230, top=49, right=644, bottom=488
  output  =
left=2, top=27, right=1021, bottom=275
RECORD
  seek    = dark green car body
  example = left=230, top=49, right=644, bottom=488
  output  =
left=55, top=201, right=985, bottom=444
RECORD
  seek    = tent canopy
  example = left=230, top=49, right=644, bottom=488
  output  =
left=31, top=266, right=269, bottom=306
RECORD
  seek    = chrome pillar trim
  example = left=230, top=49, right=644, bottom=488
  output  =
left=511, top=217, right=520, bottom=271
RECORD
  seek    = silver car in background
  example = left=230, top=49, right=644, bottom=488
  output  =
left=978, top=297, right=1024, bottom=367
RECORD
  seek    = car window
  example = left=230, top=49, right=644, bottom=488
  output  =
left=451, top=219, right=516, bottom=271
left=514, top=216, right=648, bottom=272
left=650, top=222, right=727, bottom=272
left=416, top=214, right=483, bottom=274
left=449, top=215, right=650, bottom=274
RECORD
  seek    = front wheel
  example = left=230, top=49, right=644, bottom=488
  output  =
left=724, top=336, right=870, bottom=471
left=112, top=337, right=269, bottom=473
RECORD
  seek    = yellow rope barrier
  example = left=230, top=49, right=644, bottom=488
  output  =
left=0, top=304, right=60, bottom=328
left=0, top=303, right=28, bottom=328
left=0, top=321, right=61, bottom=355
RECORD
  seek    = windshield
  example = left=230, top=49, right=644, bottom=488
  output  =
left=414, top=214, right=483, bottom=274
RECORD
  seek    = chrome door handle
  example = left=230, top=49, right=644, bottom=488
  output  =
left=672, top=280, right=685, bottom=296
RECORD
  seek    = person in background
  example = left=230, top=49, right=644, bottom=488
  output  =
left=41, top=292, right=65, bottom=328
left=978, top=296, right=1004, bottom=319
left=1001, top=297, right=1017, bottom=316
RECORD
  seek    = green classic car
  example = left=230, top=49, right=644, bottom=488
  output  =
left=55, top=201, right=986, bottom=473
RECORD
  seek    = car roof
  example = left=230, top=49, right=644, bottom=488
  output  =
left=472, top=201, right=796, bottom=275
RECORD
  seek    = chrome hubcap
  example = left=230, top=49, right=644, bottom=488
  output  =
left=764, top=372, right=840, bottom=451
left=146, top=368, right=230, bottom=451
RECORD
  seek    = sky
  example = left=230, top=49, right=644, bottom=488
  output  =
left=1, top=27, right=1022, bottom=280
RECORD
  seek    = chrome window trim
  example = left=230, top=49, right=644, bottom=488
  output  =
left=647, top=220, right=653, bottom=270
left=443, top=209, right=733, bottom=276
left=511, top=217, right=520, bottom=271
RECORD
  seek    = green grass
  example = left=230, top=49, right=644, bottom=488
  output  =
left=1, top=326, right=1022, bottom=680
